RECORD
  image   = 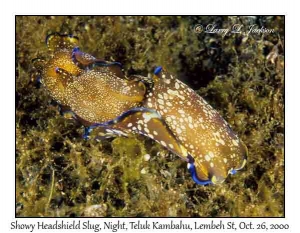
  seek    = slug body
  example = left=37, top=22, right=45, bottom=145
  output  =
left=143, top=67, right=247, bottom=184
left=34, top=33, right=247, bottom=185
left=36, top=33, right=147, bottom=125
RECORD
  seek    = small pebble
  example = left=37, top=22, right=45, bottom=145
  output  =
left=144, top=154, right=151, bottom=161
left=140, top=168, right=147, bottom=174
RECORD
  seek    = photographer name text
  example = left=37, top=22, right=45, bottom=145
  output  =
left=194, top=24, right=276, bottom=37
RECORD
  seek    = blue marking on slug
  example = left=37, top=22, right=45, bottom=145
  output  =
left=93, top=61, right=122, bottom=67
left=92, top=107, right=161, bottom=128
left=188, top=163, right=212, bottom=185
left=230, top=169, right=237, bottom=175
left=72, top=46, right=80, bottom=53
left=154, top=66, right=162, bottom=75
left=83, top=127, right=92, bottom=140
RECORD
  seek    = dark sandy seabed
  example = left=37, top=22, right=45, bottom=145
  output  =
left=16, top=16, right=284, bottom=217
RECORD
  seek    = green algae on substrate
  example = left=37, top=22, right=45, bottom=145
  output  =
left=16, top=16, right=284, bottom=217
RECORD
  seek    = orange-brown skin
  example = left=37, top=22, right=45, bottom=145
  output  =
left=36, top=34, right=147, bottom=124
left=142, top=68, right=247, bottom=184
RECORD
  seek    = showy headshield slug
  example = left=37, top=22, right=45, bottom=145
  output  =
left=33, top=33, right=247, bottom=185
left=142, top=67, right=248, bottom=184
left=89, top=66, right=248, bottom=185
left=34, top=33, right=147, bottom=125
